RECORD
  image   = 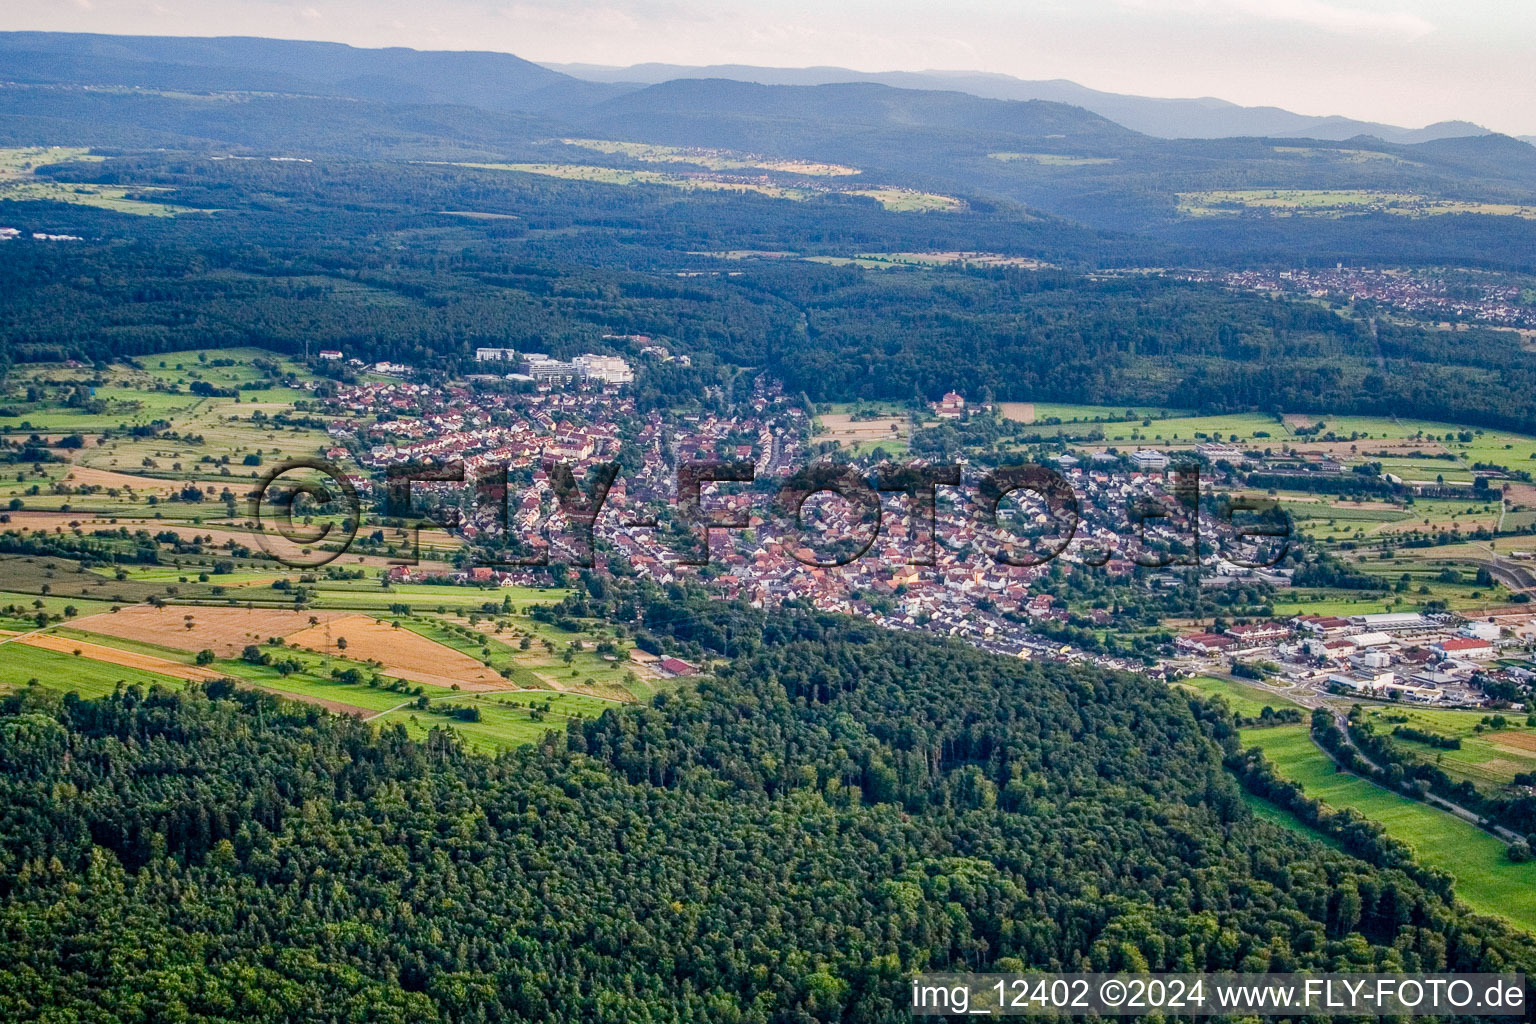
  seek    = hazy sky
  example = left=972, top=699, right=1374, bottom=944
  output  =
left=6, top=0, right=1534, bottom=135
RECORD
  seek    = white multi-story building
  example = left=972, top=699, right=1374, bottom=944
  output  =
left=522, top=353, right=634, bottom=387
left=572, top=354, right=635, bottom=386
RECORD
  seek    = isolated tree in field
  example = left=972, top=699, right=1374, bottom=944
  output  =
left=336, top=636, right=348, bottom=651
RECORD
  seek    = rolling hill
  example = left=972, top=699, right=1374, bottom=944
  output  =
left=0, top=31, right=611, bottom=112
left=3, top=31, right=1535, bottom=265
left=571, top=78, right=1139, bottom=155
left=547, top=61, right=1499, bottom=144
left=7, top=33, right=1513, bottom=147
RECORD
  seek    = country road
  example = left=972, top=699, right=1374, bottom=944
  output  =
left=1318, top=709, right=1525, bottom=846
left=1458, top=544, right=1536, bottom=594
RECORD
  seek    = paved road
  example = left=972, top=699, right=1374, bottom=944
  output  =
left=1480, top=557, right=1536, bottom=593
left=1458, top=544, right=1536, bottom=593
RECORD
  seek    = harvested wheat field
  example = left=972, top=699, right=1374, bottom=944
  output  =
left=818, top=413, right=906, bottom=447
left=63, top=466, right=182, bottom=495
left=1505, top=483, right=1536, bottom=508
left=70, top=605, right=348, bottom=657
left=285, top=614, right=508, bottom=691
left=996, top=402, right=1036, bottom=424
left=6, top=511, right=152, bottom=533
left=1491, top=731, right=1536, bottom=754
left=17, top=632, right=226, bottom=682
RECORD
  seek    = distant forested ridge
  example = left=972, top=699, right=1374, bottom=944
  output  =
left=0, top=618, right=1531, bottom=1021
left=5, top=33, right=1536, bottom=257
left=4, top=154, right=1535, bottom=434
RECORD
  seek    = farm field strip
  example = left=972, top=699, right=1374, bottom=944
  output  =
left=0, top=642, right=189, bottom=698
left=67, top=605, right=350, bottom=657
left=12, top=632, right=226, bottom=682
left=443, top=161, right=962, bottom=212
left=557, top=138, right=860, bottom=176
left=1178, top=189, right=1536, bottom=219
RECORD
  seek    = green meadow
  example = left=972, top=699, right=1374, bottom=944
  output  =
left=1177, top=675, right=1299, bottom=717
left=1356, top=706, right=1536, bottom=790
left=376, top=690, right=621, bottom=753
left=1242, top=724, right=1536, bottom=933
left=0, top=642, right=186, bottom=698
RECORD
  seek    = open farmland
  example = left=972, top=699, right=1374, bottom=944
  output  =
left=0, top=148, right=194, bottom=216
left=4, top=513, right=457, bottom=576
left=447, top=162, right=962, bottom=212
left=0, top=387, right=198, bottom=433
left=995, top=402, right=1036, bottom=423
left=69, top=605, right=348, bottom=657
left=1020, top=403, right=1188, bottom=424
left=301, top=580, right=558, bottom=612
left=285, top=614, right=510, bottom=691
left=558, top=138, right=860, bottom=176
left=59, top=465, right=183, bottom=496
left=1288, top=497, right=1506, bottom=542
left=375, top=690, right=622, bottom=753
left=804, top=251, right=1048, bottom=270
left=450, top=613, right=657, bottom=701
left=1178, top=189, right=1536, bottom=219
left=451, top=162, right=817, bottom=199
left=816, top=412, right=907, bottom=450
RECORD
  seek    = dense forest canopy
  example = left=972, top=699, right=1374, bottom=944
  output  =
left=1, top=617, right=1531, bottom=1022
left=3, top=32, right=1536, bottom=1023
